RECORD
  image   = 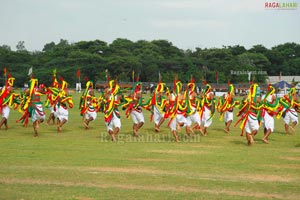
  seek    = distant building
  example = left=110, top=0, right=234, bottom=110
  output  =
left=267, top=76, right=300, bottom=84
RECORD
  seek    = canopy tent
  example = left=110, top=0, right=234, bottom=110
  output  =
left=272, top=80, right=291, bottom=89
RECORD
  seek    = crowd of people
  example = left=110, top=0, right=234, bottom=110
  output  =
left=1, top=71, right=299, bottom=146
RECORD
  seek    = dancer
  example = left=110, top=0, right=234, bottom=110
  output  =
left=103, top=79, right=121, bottom=142
left=165, top=80, right=187, bottom=142
left=125, top=82, right=145, bottom=137
left=197, top=81, right=216, bottom=136
left=218, top=82, right=239, bottom=133
left=0, top=75, right=18, bottom=130
left=150, top=82, right=168, bottom=132
left=260, top=85, right=280, bottom=143
left=235, top=83, right=263, bottom=146
left=185, top=78, right=201, bottom=136
left=80, top=81, right=98, bottom=129
left=56, top=79, right=74, bottom=132
left=45, top=71, right=60, bottom=125
left=20, top=73, right=46, bottom=137
left=279, top=86, right=300, bottom=134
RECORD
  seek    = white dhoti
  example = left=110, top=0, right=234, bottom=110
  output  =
left=130, top=109, right=144, bottom=124
left=244, top=112, right=259, bottom=134
left=105, top=112, right=121, bottom=132
left=84, top=107, right=97, bottom=121
left=263, top=111, right=274, bottom=132
left=31, top=104, right=46, bottom=122
left=1, top=105, right=10, bottom=119
left=153, top=106, right=164, bottom=126
left=201, top=106, right=212, bottom=128
left=56, top=106, right=69, bottom=122
left=224, top=111, right=233, bottom=123
left=283, top=108, right=298, bottom=125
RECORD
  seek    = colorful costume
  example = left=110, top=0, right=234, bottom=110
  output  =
left=197, top=82, right=216, bottom=135
left=0, top=75, right=19, bottom=129
left=279, top=86, right=300, bottom=134
left=104, top=80, right=121, bottom=138
left=184, top=79, right=201, bottom=135
left=217, top=83, right=239, bottom=133
left=150, top=82, right=168, bottom=132
left=235, top=83, right=263, bottom=145
left=80, top=81, right=98, bottom=129
left=261, top=85, right=279, bottom=132
left=55, top=79, right=73, bottom=131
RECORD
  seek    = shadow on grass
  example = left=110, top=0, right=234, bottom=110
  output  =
left=230, top=140, right=247, bottom=146
left=276, top=131, right=288, bottom=135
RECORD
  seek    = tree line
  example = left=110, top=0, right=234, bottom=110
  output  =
left=0, top=39, right=299, bottom=87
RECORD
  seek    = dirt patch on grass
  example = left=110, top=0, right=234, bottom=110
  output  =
left=261, top=164, right=300, bottom=170
left=241, top=174, right=293, bottom=183
left=1, top=178, right=299, bottom=200
left=127, top=158, right=179, bottom=162
left=286, top=149, right=300, bottom=153
left=280, top=156, right=300, bottom=161
left=74, top=197, right=94, bottom=200
left=148, top=149, right=207, bottom=155
left=87, top=168, right=295, bottom=183
left=188, top=144, right=221, bottom=149
left=4, top=165, right=297, bottom=183
left=87, top=167, right=169, bottom=176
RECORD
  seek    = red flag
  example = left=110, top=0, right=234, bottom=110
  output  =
left=3, top=67, right=7, bottom=77
left=77, top=69, right=80, bottom=78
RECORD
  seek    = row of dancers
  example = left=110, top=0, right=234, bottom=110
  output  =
left=1, top=72, right=299, bottom=145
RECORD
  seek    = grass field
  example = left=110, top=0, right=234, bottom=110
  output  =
left=0, top=91, right=300, bottom=200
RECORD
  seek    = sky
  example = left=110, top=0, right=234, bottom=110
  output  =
left=0, top=0, right=299, bottom=51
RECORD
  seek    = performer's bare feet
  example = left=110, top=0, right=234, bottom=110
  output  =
left=111, top=134, right=116, bottom=142
left=289, top=126, right=295, bottom=133
left=224, top=128, right=229, bottom=134
left=199, top=128, right=205, bottom=136
left=155, top=127, right=160, bottom=132
left=248, top=135, right=254, bottom=146
left=262, top=139, right=269, bottom=144
left=133, top=129, right=139, bottom=137
left=83, top=121, right=89, bottom=129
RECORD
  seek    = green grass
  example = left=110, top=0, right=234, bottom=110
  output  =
left=0, top=91, right=300, bottom=200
